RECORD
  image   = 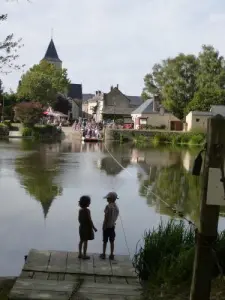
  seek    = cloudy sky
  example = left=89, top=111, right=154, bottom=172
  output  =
left=1, top=0, right=225, bottom=96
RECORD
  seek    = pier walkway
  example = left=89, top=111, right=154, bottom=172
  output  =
left=8, top=249, right=141, bottom=300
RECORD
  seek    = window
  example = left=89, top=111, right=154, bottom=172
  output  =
left=196, top=118, right=200, bottom=122
left=140, top=118, right=147, bottom=125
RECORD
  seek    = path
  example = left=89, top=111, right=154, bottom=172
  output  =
left=8, top=249, right=141, bottom=300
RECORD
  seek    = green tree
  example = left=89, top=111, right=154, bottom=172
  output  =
left=2, top=90, right=18, bottom=120
left=142, top=54, right=198, bottom=119
left=0, top=14, right=24, bottom=73
left=187, top=45, right=225, bottom=111
left=17, top=61, right=70, bottom=106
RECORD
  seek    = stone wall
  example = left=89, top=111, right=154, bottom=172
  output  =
left=104, top=128, right=184, bottom=141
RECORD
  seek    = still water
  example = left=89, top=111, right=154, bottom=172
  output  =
left=0, top=139, right=225, bottom=276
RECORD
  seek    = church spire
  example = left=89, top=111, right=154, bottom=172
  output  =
left=42, top=36, right=62, bottom=69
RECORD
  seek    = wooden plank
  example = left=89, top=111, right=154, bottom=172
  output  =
left=110, top=276, right=127, bottom=284
left=23, top=249, right=51, bottom=272
left=93, top=254, right=112, bottom=276
left=110, top=256, right=136, bottom=278
left=66, top=252, right=81, bottom=273
left=80, top=255, right=94, bottom=275
left=126, top=277, right=140, bottom=285
left=47, top=251, right=68, bottom=272
left=20, top=271, right=33, bottom=279
left=10, top=279, right=74, bottom=292
left=95, top=276, right=110, bottom=284
left=74, top=293, right=125, bottom=300
left=48, top=273, right=58, bottom=280
left=79, top=282, right=141, bottom=296
left=9, top=289, right=71, bottom=300
left=58, top=273, right=65, bottom=281
left=32, top=272, right=48, bottom=280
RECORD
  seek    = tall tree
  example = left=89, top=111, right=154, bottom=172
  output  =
left=0, top=14, right=24, bottom=73
left=187, top=45, right=225, bottom=112
left=17, top=61, right=70, bottom=106
left=142, top=54, right=199, bottom=119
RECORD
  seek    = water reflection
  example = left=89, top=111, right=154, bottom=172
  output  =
left=15, top=143, right=63, bottom=218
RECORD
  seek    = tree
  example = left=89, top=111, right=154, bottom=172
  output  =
left=14, top=101, right=43, bottom=125
left=142, top=54, right=199, bottom=119
left=0, top=14, right=24, bottom=73
left=187, top=45, right=225, bottom=111
left=17, top=61, right=70, bottom=106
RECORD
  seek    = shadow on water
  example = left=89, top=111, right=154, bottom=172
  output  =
left=15, top=141, right=63, bottom=219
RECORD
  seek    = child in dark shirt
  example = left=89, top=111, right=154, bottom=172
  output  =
left=78, top=195, right=97, bottom=259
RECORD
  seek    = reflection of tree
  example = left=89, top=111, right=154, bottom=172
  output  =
left=139, top=164, right=202, bottom=224
left=100, top=143, right=131, bottom=176
left=15, top=144, right=62, bottom=218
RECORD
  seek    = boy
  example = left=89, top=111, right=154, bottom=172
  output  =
left=100, top=192, right=119, bottom=260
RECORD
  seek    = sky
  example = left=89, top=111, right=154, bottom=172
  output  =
left=1, top=0, right=225, bottom=96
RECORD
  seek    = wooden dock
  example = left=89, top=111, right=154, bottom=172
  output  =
left=8, top=249, right=141, bottom=300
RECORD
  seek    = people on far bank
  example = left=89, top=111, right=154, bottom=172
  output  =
left=78, top=192, right=119, bottom=260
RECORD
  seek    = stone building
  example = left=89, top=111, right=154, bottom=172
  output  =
left=95, top=85, right=143, bottom=123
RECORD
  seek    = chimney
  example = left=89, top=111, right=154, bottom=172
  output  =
left=110, top=85, right=113, bottom=91
left=159, top=105, right=165, bottom=115
left=95, top=91, right=98, bottom=95
left=153, top=95, right=160, bottom=112
left=116, top=84, right=119, bottom=89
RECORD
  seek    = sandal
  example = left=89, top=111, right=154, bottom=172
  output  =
left=109, top=254, right=114, bottom=260
left=99, top=253, right=106, bottom=259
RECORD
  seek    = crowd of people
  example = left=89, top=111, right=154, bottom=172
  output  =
left=72, top=119, right=103, bottom=139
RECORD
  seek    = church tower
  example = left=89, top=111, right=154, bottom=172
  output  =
left=42, top=38, right=62, bottom=69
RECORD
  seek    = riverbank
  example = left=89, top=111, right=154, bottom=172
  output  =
left=134, top=220, right=225, bottom=299
left=105, top=128, right=205, bottom=147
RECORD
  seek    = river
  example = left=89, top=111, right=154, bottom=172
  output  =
left=0, top=138, right=225, bottom=276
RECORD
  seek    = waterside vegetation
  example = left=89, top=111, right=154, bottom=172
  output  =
left=134, top=220, right=225, bottom=299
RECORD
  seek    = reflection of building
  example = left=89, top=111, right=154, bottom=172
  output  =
left=182, top=150, right=196, bottom=173
left=131, top=148, right=180, bottom=168
left=100, top=156, right=130, bottom=176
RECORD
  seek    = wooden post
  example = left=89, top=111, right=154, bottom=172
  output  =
left=190, top=115, right=225, bottom=300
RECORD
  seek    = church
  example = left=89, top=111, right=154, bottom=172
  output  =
left=42, top=38, right=85, bottom=119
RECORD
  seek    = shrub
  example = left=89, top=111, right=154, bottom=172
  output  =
left=22, top=127, right=33, bottom=137
left=14, top=101, right=44, bottom=126
left=0, top=123, right=9, bottom=136
left=133, top=219, right=225, bottom=287
left=3, top=120, right=11, bottom=128
left=22, top=124, right=60, bottom=139
left=188, top=133, right=205, bottom=146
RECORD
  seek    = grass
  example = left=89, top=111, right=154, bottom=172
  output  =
left=133, top=220, right=225, bottom=299
left=133, top=132, right=206, bottom=148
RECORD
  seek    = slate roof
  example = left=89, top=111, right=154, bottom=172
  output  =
left=82, top=94, right=94, bottom=101
left=131, top=98, right=169, bottom=114
left=127, top=96, right=143, bottom=106
left=191, top=111, right=212, bottom=116
left=102, top=106, right=135, bottom=115
left=44, top=39, right=62, bottom=62
left=68, top=83, right=82, bottom=99
left=131, top=99, right=154, bottom=114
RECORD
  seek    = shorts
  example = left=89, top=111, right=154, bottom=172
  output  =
left=103, top=227, right=115, bottom=243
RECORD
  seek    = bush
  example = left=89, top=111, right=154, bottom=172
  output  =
left=14, top=101, right=44, bottom=126
left=22, top=124, right=60, bottom=139
left=133, top=220, right=225, bottom=287
left=0, top=123, right=9, bottom=136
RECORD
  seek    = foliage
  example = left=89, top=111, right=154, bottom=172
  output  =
left=22, top=124, right=61, bottom=139
left=52, top=94, right=71, bottom=115
left=134, top=132, right=205, bottom=147
left=133, top=220, right=225, bottom=290
left=142, top=45, right=225, bottom=119
left=1, top=91, right=18, bottom=120
left=17, top=60, right=70, bottom=106
left=0, top=14, right=24, bottom=73
left=0, top=123, right=9, bottom=136
left=14, top=101, right=43, bottom=125
left=187, top=45, right=225, bottom=112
